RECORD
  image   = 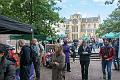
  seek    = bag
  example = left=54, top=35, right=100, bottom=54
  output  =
left=29, top=46, right=38, bottom=63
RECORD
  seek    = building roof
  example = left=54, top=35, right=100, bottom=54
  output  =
left=82, top=17, right=100, bottom=23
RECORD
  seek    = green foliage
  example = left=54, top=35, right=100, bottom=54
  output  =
left=105, top=0, right=120, bottom=8
left=96, top=8, right=120, bottom=37
left=0, top=0, right=61, bottom=37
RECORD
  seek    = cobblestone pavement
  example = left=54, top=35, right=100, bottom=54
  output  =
left=41, top=60, right=120, bottom=80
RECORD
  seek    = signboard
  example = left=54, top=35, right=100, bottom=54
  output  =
left=45, top=44, right=55, bottom=53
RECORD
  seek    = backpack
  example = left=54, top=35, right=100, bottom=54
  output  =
left=29, top=46, right=38, bottom=63
left=0, top=57, right=15, bottom=80
left=71, top=44, right=76, bottom=52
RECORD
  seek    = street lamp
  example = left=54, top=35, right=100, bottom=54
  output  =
left=30, top=0, right=34, bottom=39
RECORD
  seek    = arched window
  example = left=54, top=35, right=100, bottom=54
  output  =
left=94, top=23, right=96, bottom=28
left=72, top=25, right=78, bottom=32
left=88, top=24, right=90, bottom=28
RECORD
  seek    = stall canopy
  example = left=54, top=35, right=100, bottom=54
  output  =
left=0, top=15, right=32, bottom=34
left=102, top=32, right=116, bottom=39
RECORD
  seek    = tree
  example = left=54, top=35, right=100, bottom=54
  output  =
left=0, top=0, right=61, bottom=37
left=96, top=8, right=120, bottom=37
left=105, top=0, right=120, bottom=8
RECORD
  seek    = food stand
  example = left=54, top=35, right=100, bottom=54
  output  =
left=0, top=15, right=33, bottom=80
left=42, top=44, right=55, bottom=67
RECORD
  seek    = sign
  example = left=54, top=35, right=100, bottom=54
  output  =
left=45, top=44, right=55, bottom=53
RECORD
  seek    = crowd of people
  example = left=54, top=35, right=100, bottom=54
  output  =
left=0, top=38, right=119, bottom=80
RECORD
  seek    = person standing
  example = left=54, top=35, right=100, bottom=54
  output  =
left=99, top=39, right=115, bottom=80
left=62, top=39, right=71, bottom=72
left=0, top=48, right=16, bottom=80
left=71, top=42, right=77, bottom=62
left=113, top=39, right=119, bottom=70
left=31, top=39, right=40, bottom=80
left=38, top=41, right=44, bottom=66
left=18, top=39, right=33, bottom=80
left=51, top=45, right=65, bottom=80
left=78, top=41, right=91, bottom=80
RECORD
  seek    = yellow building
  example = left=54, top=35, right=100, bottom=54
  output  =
left=64, top=14, right=100, bottom=41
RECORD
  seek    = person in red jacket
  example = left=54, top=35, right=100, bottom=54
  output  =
left=99, top=39, right=115, bottom=80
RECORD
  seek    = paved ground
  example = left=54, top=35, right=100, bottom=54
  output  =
left=41, top=60, right=120, bottom=80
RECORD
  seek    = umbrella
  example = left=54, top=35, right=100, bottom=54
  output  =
left=57, top=34, right=66, bottom=39
left=102, top=33, right=108, bottom=38
left=115, top=32, right=120, bottom=38
left=81, top=35, right=90, bottom=42
left=102, top=32, right=115, bottom=39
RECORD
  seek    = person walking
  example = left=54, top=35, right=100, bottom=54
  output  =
left=31, top=39, right=40, bottom=80
left=99, top=39, right=115, bottom=80
left=0, top=48, right=16, bottom=80
left=18, top=39, right=34, bottom=80
left=71, top=42, right=77, bottom=62
left=62, top=39, right=71, bottom=72
left=51, top=45, right=65, bottom=80
left=78, top=41, right=91, bottom=80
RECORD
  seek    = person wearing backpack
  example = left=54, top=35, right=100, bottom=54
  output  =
left=18, top=39, right=34, bottom=80
left=0, top=47, right=16, bottom=80
left=31, top=39, right=40, bottom=80
left=99, top=39, right=115, bottom=80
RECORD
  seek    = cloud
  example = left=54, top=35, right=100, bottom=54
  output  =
left=69, top=4, right=73, bottom=7
left=61, top=0, right=68, bottom=4
left=79, top=0, right=88, bottom=5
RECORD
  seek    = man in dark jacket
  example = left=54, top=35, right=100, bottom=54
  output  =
left=99, top=39, right=115, bottom=80
left=0, top=49, right=16, bottom=80
left=18, top=39, right=34, bottom=80
left=78, top=41, right=91, bottom=80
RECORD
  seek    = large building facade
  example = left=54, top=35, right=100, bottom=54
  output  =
left=64, top=14, right=100, bottom=41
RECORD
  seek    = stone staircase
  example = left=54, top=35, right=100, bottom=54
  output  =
left=70, top=53, right=100, bottom=61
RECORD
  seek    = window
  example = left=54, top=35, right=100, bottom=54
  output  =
left=81, top=29, right=86, bottom=32
left=82, top=24, right=85, bottom=27
left=72, top=25, right=78, bottom=32
left=88, top=24, right=90, bottom=28
left=94, top=23, right=96, bottom=28
left=72, top=19, right=78, bottom=24
left=81, top=24, right=85, bottom=29
left=87, top=29, right=92, bottom=32
left=66, top=25, right=69, bottom=29
left=72, top=34, right=78, bottom=40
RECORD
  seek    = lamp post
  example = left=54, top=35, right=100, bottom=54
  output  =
left=30, top=0, right=34, bottom=39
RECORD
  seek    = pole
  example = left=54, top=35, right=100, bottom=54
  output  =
left=30, top=0, right=34, bottom=39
